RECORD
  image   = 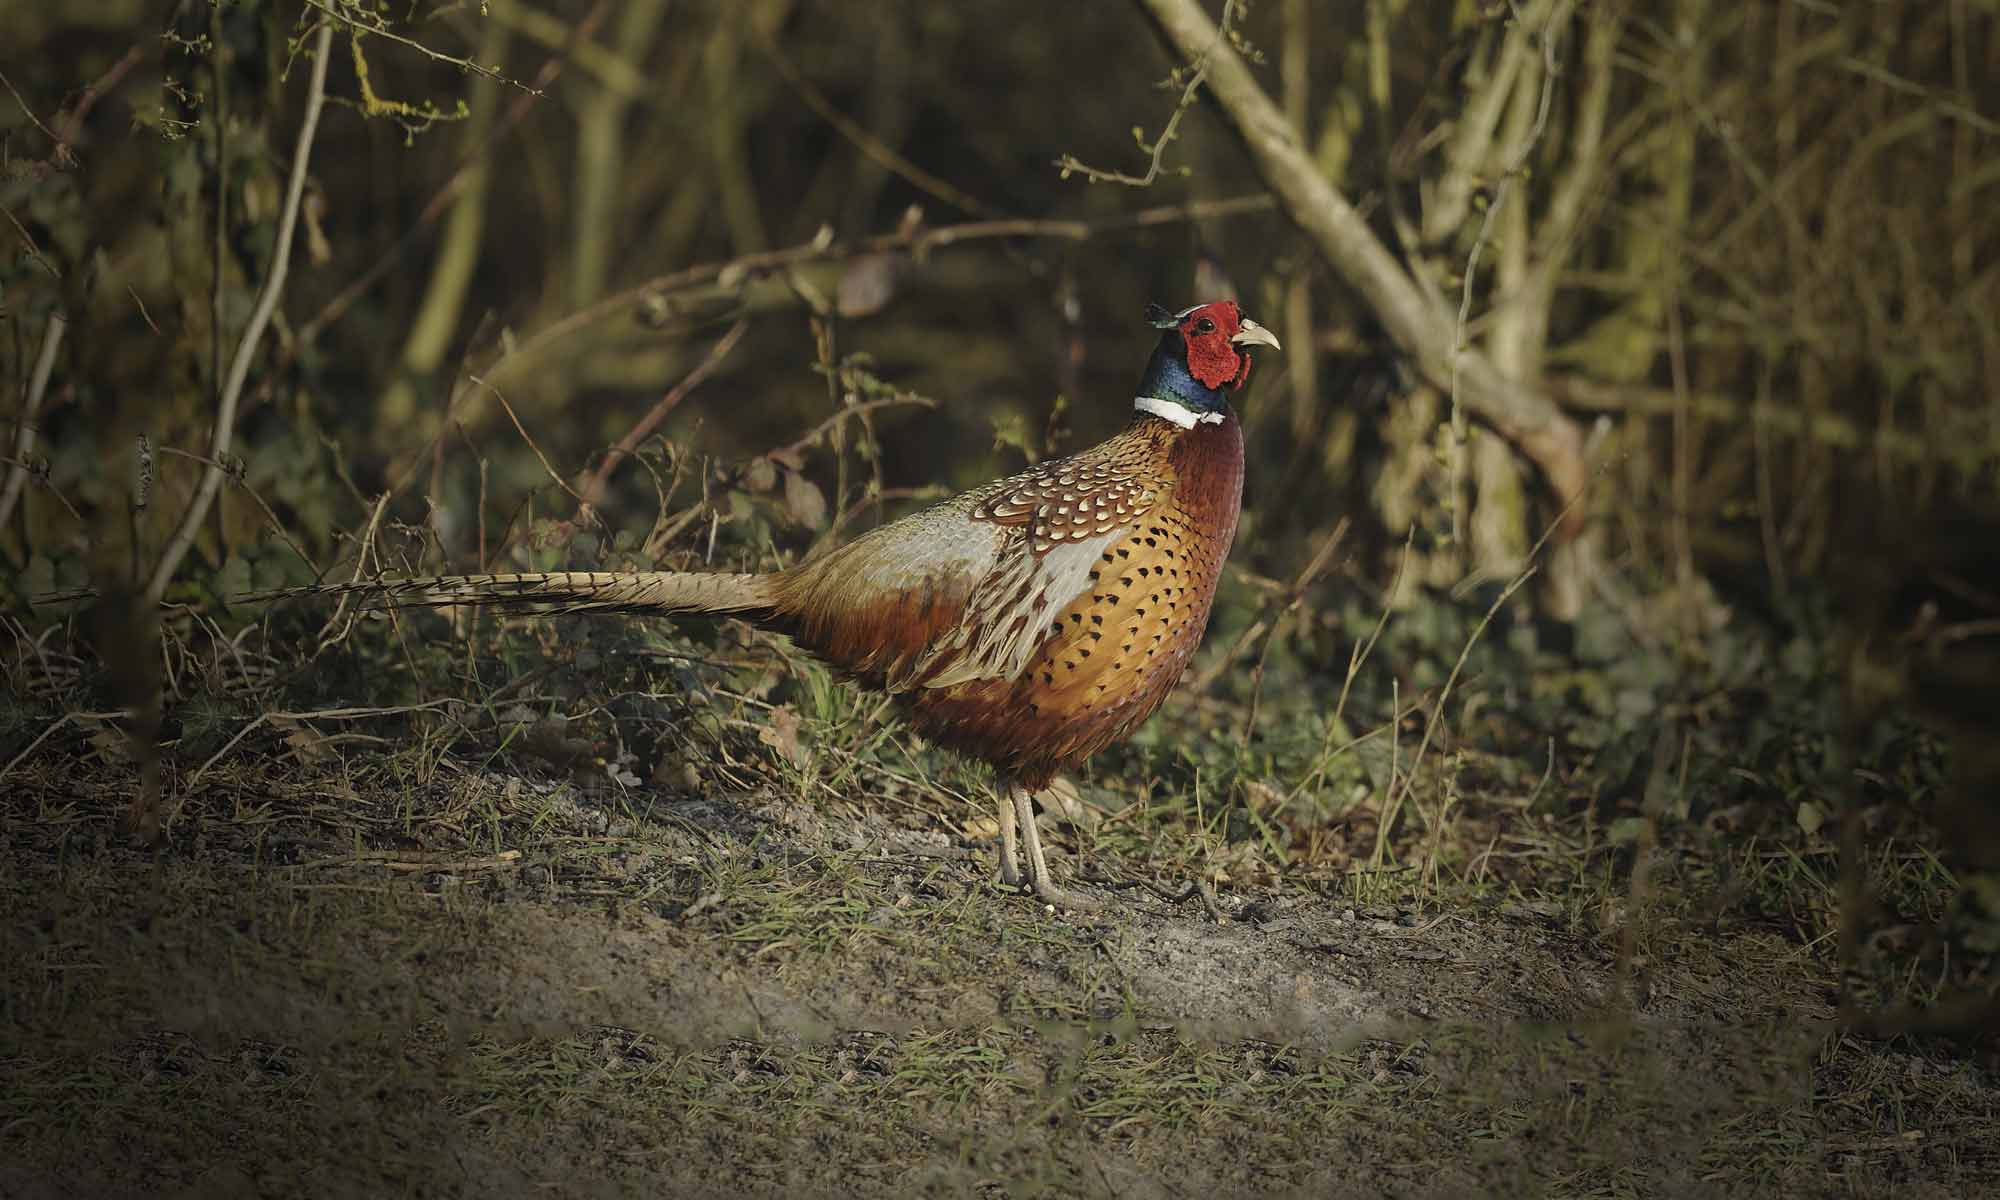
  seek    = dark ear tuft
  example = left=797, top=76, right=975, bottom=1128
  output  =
left=1145, top=303, right=1177, bottom=329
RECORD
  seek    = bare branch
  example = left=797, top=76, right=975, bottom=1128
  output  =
left=1423, top=0, right=1557, bottom=243
left=760, top=393, right=939, bottom=468
left=0, top=67, right=65, bottom=162
left=147, top=22, right=336, bottom=604
left=0, top=314, right=67, bottom=536
left=1058, top=0, right=1244, bottom=187
left=484, top=194, right=1276, bottom=389
left=301, top=0, right=540, bottom=95
left=762, top=36, right=995, bottom=218
left=486, top=0, right=645, bottom=97
left=52, top=42, right=147, bottom=150
left=1538, top=2, right=1624, bottom=264
left=1132, top=0, right=1588, bottom=518
left=1186, top=516, right=1348, bottom=695
left=467, top=375, right=589, bottom=507
left=294, top=0, right=606, bottom=347
left=155, top=446, right=319, bottom=576
left=575, top=320, right=749, bottom=519
left=0, top=200, right=60, bottom=279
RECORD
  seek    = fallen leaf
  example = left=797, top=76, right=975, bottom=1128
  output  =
left=742, top=458, right=778, bottom=493
left=1244, top=780, right=1285, bottom=812
left=283, top=728, right=332, bottom=763
left=88, top=728, right=131, bottom=763
left=758, top=706, right=809, bottom=768
left=1039, top=776, right=1100, bottom=831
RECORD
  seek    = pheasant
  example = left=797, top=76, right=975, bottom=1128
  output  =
left=247, top=300, right=1279, bottom=908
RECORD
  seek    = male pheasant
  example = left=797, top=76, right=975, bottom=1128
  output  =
left=251, top=301, right=1278, bottom=908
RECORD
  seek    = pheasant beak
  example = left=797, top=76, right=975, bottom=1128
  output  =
left=1230, top=318, right=1281, bottom=351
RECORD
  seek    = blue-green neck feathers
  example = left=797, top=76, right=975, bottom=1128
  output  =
left=1136, top=331, right=1229, bottom=415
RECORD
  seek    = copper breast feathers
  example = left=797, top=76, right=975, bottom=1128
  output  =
left=902, top=415, right=1246, bottom=784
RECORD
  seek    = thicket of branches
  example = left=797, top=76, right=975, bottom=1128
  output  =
left=2, top=0, right=1993, bottom=630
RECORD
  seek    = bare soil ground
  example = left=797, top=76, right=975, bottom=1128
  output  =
left=6, top=750, right=1995, bottom=1198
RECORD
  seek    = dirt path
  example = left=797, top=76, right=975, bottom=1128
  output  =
left=5, top=765, right=1994, bottom=1197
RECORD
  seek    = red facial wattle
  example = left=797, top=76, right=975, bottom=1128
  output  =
left=1179, top=302, right=1247, bottom=391
left=1229, top=350, right=1253, bottom=391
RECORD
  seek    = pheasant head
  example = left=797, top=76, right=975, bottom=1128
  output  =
left=1134, top=300, right=1281, bottom=428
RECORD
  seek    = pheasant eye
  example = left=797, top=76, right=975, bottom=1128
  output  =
left=1194, top=317, right=1215, bottom=334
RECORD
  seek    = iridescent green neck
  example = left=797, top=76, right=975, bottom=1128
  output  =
left=1135, top=331, right=1228, bottom=416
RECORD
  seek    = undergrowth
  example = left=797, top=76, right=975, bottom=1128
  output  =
left=5, top=495, right=1980, bottom=1041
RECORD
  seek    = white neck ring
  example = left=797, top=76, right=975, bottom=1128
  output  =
left=1134, top=396, right=1224, bottom=429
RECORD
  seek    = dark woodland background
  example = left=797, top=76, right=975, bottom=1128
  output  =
left=4, top=1, right=2000, bottom=1188
left=7, top=0, right=1989, bottom=615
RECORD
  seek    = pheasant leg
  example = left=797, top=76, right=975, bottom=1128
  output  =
left=996, top=787, right=1023, bottom=888
left=1010, top=785, right=1105, bottom=912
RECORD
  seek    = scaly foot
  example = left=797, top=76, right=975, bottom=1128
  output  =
left=1011, top=785, right=1106, bottom=912
left=996, top=789, right=1023, bottom=888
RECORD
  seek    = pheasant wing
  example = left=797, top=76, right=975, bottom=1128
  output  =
left=907, top=447, right=1168, bottom=690
left=972, top=460, right=1163, bottom=553
left=769, top=425, right=1176, bottom=693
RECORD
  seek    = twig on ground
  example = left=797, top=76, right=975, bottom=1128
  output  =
left=1080, top=868, right=1225, bottom=919
left=315, top=490, right=393, bottom=653
left=1, top=710, right=129, bottom=780
left=187, top=700, right=462, bottom=786
left=380, top=850, right=523, bottom=873
left=287, top=849, right=527, bottom=872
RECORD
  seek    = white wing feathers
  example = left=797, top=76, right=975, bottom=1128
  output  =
left=910, top=528, right=1123, bottom=690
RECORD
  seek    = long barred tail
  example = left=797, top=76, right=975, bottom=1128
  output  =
left=234, top=570, right=778, bottom=617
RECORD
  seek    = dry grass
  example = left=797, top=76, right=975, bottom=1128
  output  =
left=3, top=583, right=1993, bottom=1195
